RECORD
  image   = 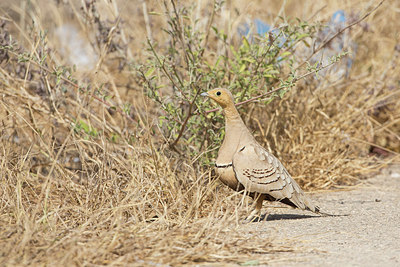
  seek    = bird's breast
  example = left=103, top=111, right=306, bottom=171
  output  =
left=215, top=164, right=243, bottom=191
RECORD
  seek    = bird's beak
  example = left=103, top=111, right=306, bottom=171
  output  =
left=200, top=92, right=209, bottom=97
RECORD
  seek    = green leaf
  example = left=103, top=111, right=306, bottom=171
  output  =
left=302, top=39, right=311, bottom=47
left=242, top=37, right=250, bottom=50
left=296, top=33, right=309, bottom=39
left=279, top=89, right=286, bottom=98
left=243, top=57, right=255, bottom=63
left=148, top=11, right=162, bottom=16
left=214, top=55, right=223, bottom=68
left=79, top=120, right=90, bottom=133
left=144, top=67, right=155, bottom=78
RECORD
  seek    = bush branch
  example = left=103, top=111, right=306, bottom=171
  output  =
left=296, top=0, right=385, bottom=70
left=204, top=60, right=337, bottom=114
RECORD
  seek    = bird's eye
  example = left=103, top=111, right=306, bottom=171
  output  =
left=216, top=91, right=221, bottom=96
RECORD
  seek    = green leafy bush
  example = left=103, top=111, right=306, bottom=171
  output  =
left=137, top=2, right=342, bottom=165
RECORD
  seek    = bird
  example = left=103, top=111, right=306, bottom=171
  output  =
left=201, top=88, right=324, bottom=222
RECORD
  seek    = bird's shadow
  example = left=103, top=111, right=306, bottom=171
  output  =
left=256, top=213, right=319, bottom=222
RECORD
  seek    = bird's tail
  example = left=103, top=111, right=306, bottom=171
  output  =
left=314, top=206, right=349, bottom=217
left=291, top=192, right=348, bottom=217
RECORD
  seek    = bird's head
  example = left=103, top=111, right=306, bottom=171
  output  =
left=201, top=88, right=234, bottom=109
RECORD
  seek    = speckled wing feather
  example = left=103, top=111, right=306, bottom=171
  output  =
left=232, top=143, right=318, bottom=212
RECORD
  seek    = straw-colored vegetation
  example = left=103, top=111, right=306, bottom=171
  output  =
left=0, top=0, right=399, bottom=265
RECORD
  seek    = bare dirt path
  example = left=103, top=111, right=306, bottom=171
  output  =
left=240, top=166, right=400, bottom=266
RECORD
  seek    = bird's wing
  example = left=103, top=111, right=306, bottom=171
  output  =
left=232, top=143, right=317, bottom=211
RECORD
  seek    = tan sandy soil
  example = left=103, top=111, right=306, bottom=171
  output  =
left=238, top=165, right=400, bottom=267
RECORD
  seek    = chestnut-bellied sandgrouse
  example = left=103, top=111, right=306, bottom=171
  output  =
left=202, top=88, right=325, bottom=221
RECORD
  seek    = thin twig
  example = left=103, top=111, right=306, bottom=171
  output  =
left=167, top=1, right=193, bottom=67
left=4, top=49, right=137, bottom=124
left=142, top=0, right=153, bottom=43
left=252, top=29, right=285, bottom=79
left=204, top=0, right=385, bottom=114
left=146, top=38, right=186, bottom=99
left=205, top=60, right=337, bottom=114
left=296, top=0, right=385, bottom=70
left=199, top=0, right=216, bottom=58
left=169, top=84, right=202, bottom=149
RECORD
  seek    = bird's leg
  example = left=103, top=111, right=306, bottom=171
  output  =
left=245, top=194, right=266, bottom=223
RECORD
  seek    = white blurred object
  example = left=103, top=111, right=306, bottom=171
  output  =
left=55, top=24, right=98, bottom=70
left=391, top=172, right=400, bottom=179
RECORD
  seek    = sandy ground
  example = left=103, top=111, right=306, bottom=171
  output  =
left=239, top=165, right=400, bottom=267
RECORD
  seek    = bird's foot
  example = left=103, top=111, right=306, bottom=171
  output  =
left=243, top=209, right=265, bottom=223
left=244, top=215, right=262, bottom=223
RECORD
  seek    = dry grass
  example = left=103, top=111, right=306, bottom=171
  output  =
left=0, top=0, right=399, bottom=265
